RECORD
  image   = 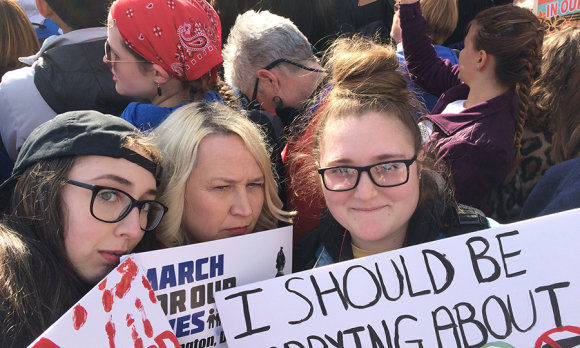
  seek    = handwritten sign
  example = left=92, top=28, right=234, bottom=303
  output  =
left=534, top=0, right=580, bottom=32
left=215, top=209, right=580, bottom=348
left=133, top=226, right=293, bottom=347
left=28, top=257, right=179, bottom=348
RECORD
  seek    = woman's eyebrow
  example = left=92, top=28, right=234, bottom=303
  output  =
left=92, top=174, right=132, bottom=187
left=324, top=157, right=354, bottom=166
left=325, top=153, right=409, bottom=166
left=92, top=174, right=158, bottom=196
left=374, top=153, right=409, bottom=161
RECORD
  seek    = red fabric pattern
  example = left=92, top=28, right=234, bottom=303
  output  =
left=111, top=0, right=222, bottom=82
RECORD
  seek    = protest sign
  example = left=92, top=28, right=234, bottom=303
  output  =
left=133, top=226, right=293, bottom=348
left=28, top=257, right=179, bottom=348
left=534, top=0, right=580, bottom=32
left=215, top=209, right=580, bottom=348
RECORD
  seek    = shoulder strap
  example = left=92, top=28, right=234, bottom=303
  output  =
left=446, top=203, right=489, bottom=237
left=454, top=203, right=488, bottom=226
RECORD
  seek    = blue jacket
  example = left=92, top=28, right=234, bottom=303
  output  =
left=121, top=91, right=223, bottom=132
left=520, top=157, right=580, bottom=220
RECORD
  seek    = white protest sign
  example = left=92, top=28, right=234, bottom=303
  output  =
left=215, top=209, right=580, bottom=348
left=28, top=257, right=179, bottom=348
left=133, top=226, right=293, bottom=347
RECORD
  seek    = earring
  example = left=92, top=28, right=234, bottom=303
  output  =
left=272, top=95, right=284, bottom=108
left=419, top=173, right=422, bottom=180
left=157, top=84, right=162, bottom=96
left=476, top=65, right=480, bottom=71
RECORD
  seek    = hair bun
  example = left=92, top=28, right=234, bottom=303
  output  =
left=325, top=37, right=409, bottom=103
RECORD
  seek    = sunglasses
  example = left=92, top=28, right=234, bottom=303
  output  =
left=104, top=40, right=148, bottom=69
left=249, top=58, right=330, bottom=108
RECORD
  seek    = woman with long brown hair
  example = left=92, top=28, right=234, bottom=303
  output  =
left=0, top=0, right=40, bottom=79
left=488, top=27, right=580, bottom=222
left=293, top=37, right=489, bottom=271
left=0, top=111, right=167, bottom=347
left=399, top=0, right=544, bottom=214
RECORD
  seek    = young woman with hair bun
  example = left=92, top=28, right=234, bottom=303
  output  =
left=398, top=0, right=544, bottom=214
left=293, top=37, right=490, bottom=271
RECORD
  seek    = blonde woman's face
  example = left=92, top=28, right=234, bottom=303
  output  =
left=182, top=134, right=265, bottom=244
left=318, top=112, right=421, bottom=252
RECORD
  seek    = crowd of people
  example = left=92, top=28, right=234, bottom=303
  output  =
left=1, top=0, right=579, bottom=346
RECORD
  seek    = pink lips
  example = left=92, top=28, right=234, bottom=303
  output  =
left=226, top=226, right=248, bottom=236
left=352, top=206, right=385, bottom=212
left=99, top=250, right=126, bottom=264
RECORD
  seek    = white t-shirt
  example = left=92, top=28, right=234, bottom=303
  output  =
left=441, top=99, right=467, bottom=114
left=418, top=99, right=467, bottom=144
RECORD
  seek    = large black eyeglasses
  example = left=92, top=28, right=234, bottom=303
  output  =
left=317, top=156, right=418, bottom=192
left=66, top=180, right=168, bottom=231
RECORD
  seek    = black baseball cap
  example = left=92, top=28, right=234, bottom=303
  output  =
left=0, top=110, right=162, bottom=211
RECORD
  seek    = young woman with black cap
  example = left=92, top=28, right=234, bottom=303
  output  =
left=0, top=111, right=168, bottom=347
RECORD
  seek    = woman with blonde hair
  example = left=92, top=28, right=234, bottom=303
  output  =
left=154, top=102, right=293, bottom=247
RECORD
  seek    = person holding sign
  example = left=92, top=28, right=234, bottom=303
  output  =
left=293, top=37, right=490, bottom=271
left=0, top=111, right=167, bottom=347
left=153, top=102, right=294, bottom=247
left=399, top=0, right=544, bottom=214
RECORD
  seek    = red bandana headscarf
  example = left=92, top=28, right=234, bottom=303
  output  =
left=111, top=0, right=222, bottom=82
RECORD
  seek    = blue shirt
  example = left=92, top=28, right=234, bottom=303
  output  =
left=121, top=90, right=223, bottom=132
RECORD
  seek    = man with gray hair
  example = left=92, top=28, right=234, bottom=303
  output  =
left=223, top=10, right=327, bottom=139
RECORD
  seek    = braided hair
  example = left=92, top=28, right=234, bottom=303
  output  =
left=469, top=5, right=544, bottom=175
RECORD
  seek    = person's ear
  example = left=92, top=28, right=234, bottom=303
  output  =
left=35, top=0, right=54, bottom=18
left=416, top=149, right=425, bottom=172
left=256, top=69, right=280, bottom=94
left=477, top=50, right=488, bottom=70
left=152, top=64, right=170, bottom=84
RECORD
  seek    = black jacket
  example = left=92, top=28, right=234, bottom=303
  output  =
left=34, top=39, right=135, bottom=116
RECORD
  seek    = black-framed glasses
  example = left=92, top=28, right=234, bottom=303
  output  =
left=249, top=58, right=330, bottom=108
left=104, top=40, right=148, bottom=69
left=317, top=156, right=418, bottom=192
left=66, top=180, right=167, bottom=231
